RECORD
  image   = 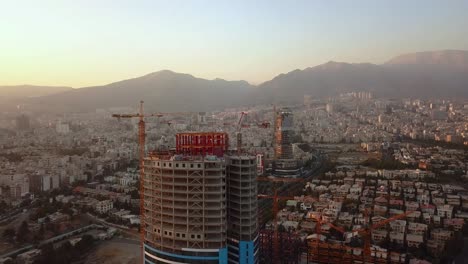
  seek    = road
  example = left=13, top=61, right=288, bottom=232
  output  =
left=82, top=212, right=140, bottom=240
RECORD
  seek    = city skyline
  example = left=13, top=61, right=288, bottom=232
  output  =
left=2, top=1, right=468, bottom=264
left=1, top=0, right=468, bottom=87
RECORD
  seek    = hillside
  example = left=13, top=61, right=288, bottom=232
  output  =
left=385, top=50, right=468, bottom=70
left=28, top=70, right=255, bottom=112
left=257, top=50, right=468, bottom=103
left=6, top=50, right=468, bottom=112
left=0, top=85, right=73, bottom=98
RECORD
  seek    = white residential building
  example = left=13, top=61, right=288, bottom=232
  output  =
left=95, top=200, right=114, bottom=214
left=437, top=205, right=453, bottom=219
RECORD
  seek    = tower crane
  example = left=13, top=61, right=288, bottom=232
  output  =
left=312, top=208, right=413, bottom=263
left=236, top=111, right=247, bottom=154
left=221, top=111, right=270, bottom=154
left=111, top=100, right=161, bottom=259
left=250, top=110, right=271, bottom=128
left=257, top=176, right=306, bottom=264
left=111, top=100, right=192, bottom=257
left=351, top=209, right=414, bottom=261
left=306, top=209, right=414, bottom=264
left=307, top=214, right=347, bottom=263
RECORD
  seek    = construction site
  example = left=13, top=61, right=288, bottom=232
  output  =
left=113, top=102, right=322, bottom=263
left=112, top=101, right=423, bottom=264
left=113, top=102, right=262, bottom=264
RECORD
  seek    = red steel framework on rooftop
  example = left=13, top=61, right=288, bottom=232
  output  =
left=175, top=132, right=228, bottom=157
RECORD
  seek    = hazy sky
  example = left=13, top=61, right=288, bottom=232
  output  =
left=1, top=0, right=467, bottom=87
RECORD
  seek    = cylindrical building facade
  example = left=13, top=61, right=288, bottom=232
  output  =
left=143, top=153, right=228, bottom=264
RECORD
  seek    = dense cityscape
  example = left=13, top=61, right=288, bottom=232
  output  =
left=2, top=1, right=468, bottom=264
left=1, top=95, right=467, bottom=264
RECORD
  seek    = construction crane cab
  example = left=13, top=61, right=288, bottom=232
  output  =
left=236, top=111, right=247, bottom=154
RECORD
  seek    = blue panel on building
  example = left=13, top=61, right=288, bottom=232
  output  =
left=144, top=243, right=228, bottom=264
left=218, top=248, right=228, bottom=264
left=239, top=241, right=255, bottom=264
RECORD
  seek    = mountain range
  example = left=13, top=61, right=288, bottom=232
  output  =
left=27, top=71, right=253, bottom=112
left=256, top=50, right=468, bottom=103
left=2, top=50, right=468, bottom=112
left=0, top=85, right=72, bottom=98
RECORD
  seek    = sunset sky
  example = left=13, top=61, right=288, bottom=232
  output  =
left=1, top=0, right=467, bottom=87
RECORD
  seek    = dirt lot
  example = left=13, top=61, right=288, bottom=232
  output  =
left=85, top=238, right=141, bottom=264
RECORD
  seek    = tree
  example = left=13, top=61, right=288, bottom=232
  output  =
left=75, top=234, right=94, bottom=253
left=20, top=198, right=31, bottom=207
left=0, top=200, right=8, bottom=214
left=277, top=224, right=286, bottom=233
left=129, top=189, right=140, bottom=199
left=61, top=204, right=74, bottom=217
left=34, top=243, right=55, bottom=264
left=3, top=228, right=15, bottom=242
left=33, top=223, right=45, bottom=243
left=37, top=223, right=45, bottom=240
left=16, top=221, right=30, bottom=243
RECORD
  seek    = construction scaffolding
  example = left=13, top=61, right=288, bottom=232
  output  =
left=304, top=209, right=410, bottom=264
left=306, top=240, right=407, bottom=264
left=175, top=132, right=228, bottom=157
left=259, top=229, right=306, bottom=264
left=274, top=108, right=294, bottom=160
left=258, top=234, right=407, bottom=264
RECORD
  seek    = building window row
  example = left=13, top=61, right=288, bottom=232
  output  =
left=150, top=161, right=218, bottom=169
left=154, top=228, right=207, bottom=240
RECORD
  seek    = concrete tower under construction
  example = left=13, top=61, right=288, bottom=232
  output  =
left=142, top=132, right=258, bottom=264
left=274, top=108, right=293, bottom=159
left=226, top=155, right=259, bottom=264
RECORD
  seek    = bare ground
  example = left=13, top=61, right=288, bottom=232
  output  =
left=84, top=239, right=141, bottom=264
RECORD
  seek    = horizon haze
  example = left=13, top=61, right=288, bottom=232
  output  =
left=1, top=0, right=468, bottom=87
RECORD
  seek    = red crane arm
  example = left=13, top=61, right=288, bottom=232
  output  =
left=308, top=215, right=346, bottom=234
left=328, top=222, right=346, bottom=234
left=237, top=112, right=247, bottom=132
left=113, top=112, right=192, bottom=119
left=257, top=194, right=296, bottom=200
left=354, top=211, right=414, bottom=234
left=370, top=210, right=414, bottom=230
left=112, top=114, right=140, bottom=118
left=257, top=176, right=305, bottom=183
left=152, top=112, right=192, bottom=116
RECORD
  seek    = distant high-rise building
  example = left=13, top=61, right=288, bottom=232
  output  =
left=15, top=114, right=30, bottom=130
left=256, top=154, right=264, bottom=175
left=385, top=105, right=393, bottom=114
left=142, top=132, right=258, bottom=264
left=197, top=112, right=207, bottom=125
left=274, top=108, right=293, bottom=159
left=303, top=95, right=313, bottom=107
left=446, top=134, right=463, bottom=144
left=325, top=103, right=334, bottom=113
left=56, top=122, right=70, bottom=134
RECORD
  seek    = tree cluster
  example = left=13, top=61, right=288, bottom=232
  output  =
left=34, top=235, right=94, bottom=264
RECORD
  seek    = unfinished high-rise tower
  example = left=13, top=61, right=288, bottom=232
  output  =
left=142, top=132, right=258, bottom=264
left=226, top=155, right=259, bottom=264
left=274, top=108, right=294, bottom=160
